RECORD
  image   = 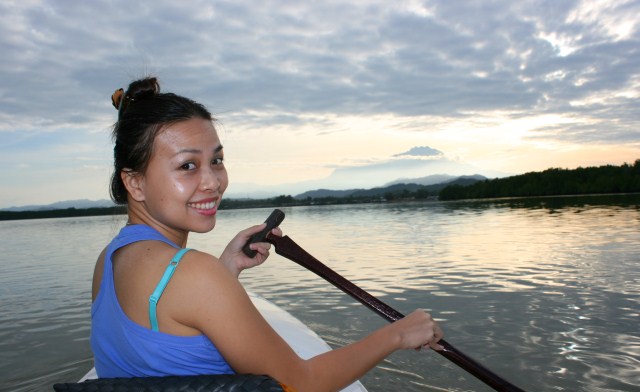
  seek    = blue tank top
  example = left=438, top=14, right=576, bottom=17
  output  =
left=90, top=224, right=234, bottom=377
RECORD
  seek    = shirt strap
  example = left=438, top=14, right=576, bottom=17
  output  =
left=149, top=248, right=192, bottom=332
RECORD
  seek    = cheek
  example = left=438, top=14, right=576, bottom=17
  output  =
left=220, top=170, right=229, bottom=192
left=170, top=178, right=198, bottom=198
left=157, top=172, right=196, bottom=200
left=172, top=181, right=188, bottom=194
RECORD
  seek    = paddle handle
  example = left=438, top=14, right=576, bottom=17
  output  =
left=242, top=209, right=286, bottom=257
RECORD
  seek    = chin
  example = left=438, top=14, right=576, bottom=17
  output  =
left=192, top=217, right=217, bottom=234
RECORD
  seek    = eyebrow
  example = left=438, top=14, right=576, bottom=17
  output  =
left=176, top=144, right=224, bottom=155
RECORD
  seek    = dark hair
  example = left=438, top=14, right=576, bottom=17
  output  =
left=110, top=77, right=214, bottom=204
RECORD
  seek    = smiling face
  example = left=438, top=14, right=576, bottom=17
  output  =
left=125, top=117, right=228, bottom=237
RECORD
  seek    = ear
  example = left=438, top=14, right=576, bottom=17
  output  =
left=120, top=169, right=146, bottom=202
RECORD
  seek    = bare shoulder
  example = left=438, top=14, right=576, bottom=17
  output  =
left=91, top=247, right=108, bottom=301
left=172, top=248, right=235, bottom=284
left=109, top=241, right=225, bottom=333
left=168, top=249, right=252, bottom=318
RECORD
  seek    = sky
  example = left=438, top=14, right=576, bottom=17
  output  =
left=1, top=0, right=639, bottom=208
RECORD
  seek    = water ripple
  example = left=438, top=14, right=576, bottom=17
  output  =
left=3, top=198, right=640, bottom=391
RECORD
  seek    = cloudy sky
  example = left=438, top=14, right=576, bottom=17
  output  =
left=1, top=0, right=638, bottom=208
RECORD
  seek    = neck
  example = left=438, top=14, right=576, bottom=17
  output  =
left=126, top=201, right=189, bottom=247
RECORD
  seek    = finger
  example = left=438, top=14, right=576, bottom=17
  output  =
left=429, top=326, right=445, bottom=351
left=433, top=324, right=444, bottom=341
left=245, top=223, right=267, bottom=237
left=235, top=225, right=267, bottom=248
left=250, top=242, right=272, bottom=253
left=429, top=341, right=444, bottom=351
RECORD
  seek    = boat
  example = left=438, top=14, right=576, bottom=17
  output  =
left=69, top=292, right=367, bottom=392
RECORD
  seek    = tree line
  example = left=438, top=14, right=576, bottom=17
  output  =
left=439, top=160, right=640, bottom=200
left=0, top=206, right=128, bottom=221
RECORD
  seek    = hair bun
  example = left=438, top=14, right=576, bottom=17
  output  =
left=126, top=77, right=161, bottom=100
left=111, top=88, right=125, bottom=110
left=111, top=77, right=160, bottom=116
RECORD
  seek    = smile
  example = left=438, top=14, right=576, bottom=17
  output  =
left=188, top=201, right=217, bottom=211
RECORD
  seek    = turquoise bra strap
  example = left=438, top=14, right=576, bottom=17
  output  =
left=149, top=248, right=192, bottom=332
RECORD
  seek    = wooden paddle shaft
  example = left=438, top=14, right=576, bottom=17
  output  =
left=266, top=234, right=526, bottom=392
left=242, top=209, right=526, bottom=391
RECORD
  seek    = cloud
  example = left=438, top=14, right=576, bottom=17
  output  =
left=1, top=1, right=638, bottom=139
left=0, top=0, right=638, bottom=207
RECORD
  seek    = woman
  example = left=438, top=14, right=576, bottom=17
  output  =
left=91, top=77, right=444, bottom=392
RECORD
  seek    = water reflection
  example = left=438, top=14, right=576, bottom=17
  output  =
left=228, top=197, right=640, bottom=391
left=2, top=195, right=639, bottom=391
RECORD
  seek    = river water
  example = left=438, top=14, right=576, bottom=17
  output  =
left=1, top=195, right=639, bottom=391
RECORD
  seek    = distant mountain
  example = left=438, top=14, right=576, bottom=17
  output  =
left=294, top=188, right=365, bottom=199
left=295, top=175, right=487, bottom=199
left=1, top=199, right=115, bottom=212
left=350, top=183, right=430, bottom=198
left=432, top=175, right=487, bottom=190
left=226, top=147, right=509, bottom=199
left=385, top=174, right=470, bottom=186
left=227, top=169, right=502, bottom=200
left=322, top=158, right=480, bottom=189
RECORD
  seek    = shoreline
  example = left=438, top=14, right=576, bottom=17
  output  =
left=1, top=192, right=638, bottom=221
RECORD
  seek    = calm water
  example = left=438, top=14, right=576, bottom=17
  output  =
left=1, top=195, right=639, bottom=392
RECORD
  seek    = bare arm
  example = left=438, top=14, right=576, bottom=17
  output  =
left=172, top=252, right=443, bottom=392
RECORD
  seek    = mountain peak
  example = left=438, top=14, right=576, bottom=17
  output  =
left=393, top=146, right=444, bottom=158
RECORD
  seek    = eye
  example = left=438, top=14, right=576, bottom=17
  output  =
left=212, top=157, right=224, bottom=165
left=180, top=162, right=197, bottom=170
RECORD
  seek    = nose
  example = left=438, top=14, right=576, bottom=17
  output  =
left=201, top=166, right=220, bottom=192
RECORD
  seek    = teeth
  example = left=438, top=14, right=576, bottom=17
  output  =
left=190, top=201, right=216, bottom=210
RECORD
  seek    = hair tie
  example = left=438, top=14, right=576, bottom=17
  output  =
left=111, top=88, right=124, bottom=110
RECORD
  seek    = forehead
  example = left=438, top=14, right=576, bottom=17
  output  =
left=155, top=118, right=220, bottom=150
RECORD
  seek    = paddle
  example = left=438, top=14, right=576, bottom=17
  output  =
left=245, top=209, right=527, bottom=392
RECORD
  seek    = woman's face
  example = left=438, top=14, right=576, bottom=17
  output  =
left=136, top=117, right=229, bottom=234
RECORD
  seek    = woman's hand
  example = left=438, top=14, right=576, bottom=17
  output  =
left=219, top=223, right=283, bottom=278
left=391, top=309, right=444, bottom=351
